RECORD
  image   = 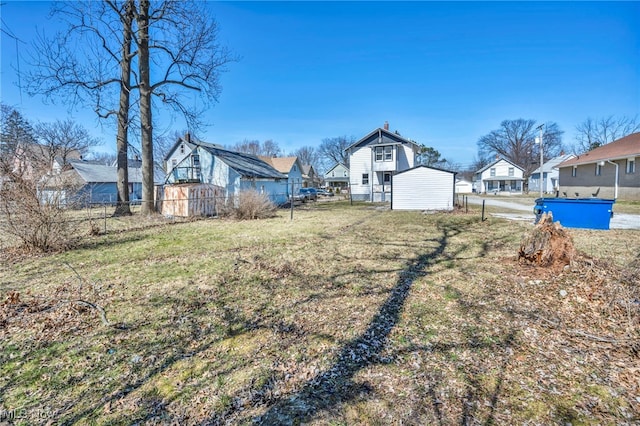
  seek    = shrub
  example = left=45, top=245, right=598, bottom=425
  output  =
left=218, top=190, right=277, bottom=220
left=0, top=170, right=80, bottom=252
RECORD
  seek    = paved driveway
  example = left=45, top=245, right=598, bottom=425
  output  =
left=466, top=196, right=640, bottom=230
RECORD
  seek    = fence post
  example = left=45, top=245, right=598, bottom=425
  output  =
left=481, top=199, right=486, bottom=221
left=290, top=179, right=294, bottom=220
left=104, top=204, right=107, bottom=233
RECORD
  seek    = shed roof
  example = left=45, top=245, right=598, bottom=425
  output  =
left=395, top=164, right=456, bottom=176
left=558, top=132, right=640, bottom=167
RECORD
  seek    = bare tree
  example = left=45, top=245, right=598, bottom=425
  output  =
left=477, top=119, right=564, bottom=187
left=26, top=1, right=135, bottom=215
left=291, top=145, right=321, bottom=172
left=88, top=152, right=117, bottom=165
left=231, top=139, right=282, bottom=157
left=34, top=119, right=102, bottom=167
left=154, top=129, right=188, bottom=164
left=319, top=135, right=355, bottom=170
left=574, top=115, right=640, bottom=153
left=26, top=1, right=237, bottom=215
left=261, top=140, right=282, bottom=157
left=131, top=0, right=237, bottom=214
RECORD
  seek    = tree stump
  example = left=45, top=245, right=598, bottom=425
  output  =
left=518, top=213, right=575, bottom=269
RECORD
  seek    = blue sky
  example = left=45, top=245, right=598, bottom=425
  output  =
left=2, top=1, right=639, bottom=169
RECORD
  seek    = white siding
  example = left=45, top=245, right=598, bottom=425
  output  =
left=455, top=180, right=473, bottom=193
left=349, top=147, right=374, bottom=199
left=392, top=167, right=455, bottom=211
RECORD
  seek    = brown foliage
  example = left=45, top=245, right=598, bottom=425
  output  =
left=218, top=190, right=277, bottom=220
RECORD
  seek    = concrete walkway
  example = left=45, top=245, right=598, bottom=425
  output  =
left=465, top=196, right=640, bottom=230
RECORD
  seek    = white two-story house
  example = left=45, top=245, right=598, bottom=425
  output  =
left=474, top=158, right=525, bottom=194
left=346, top=123, right=421, bottom=202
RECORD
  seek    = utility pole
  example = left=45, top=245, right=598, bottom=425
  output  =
left=536, top=124, right=544, bottom=198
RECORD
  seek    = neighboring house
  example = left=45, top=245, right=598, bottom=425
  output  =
left=346, top=123, right=421, bottom=202
left=392, top=165, right=456, bottom=211
left=557, top=132, right=640, bottom=200
left=164, top=133, right=221, bottom=175
left=167, top=144, right=288, bottom=204
left=12, top=142, right=81, bottom=180
left=324, top=163, right=350, bottom=191
left=474, top=158, right=525, bottom=194
left=455, top=178, right=473, bottom=194
left=259, top=156, right=305, bottom=197
left=528, top=153, right=576, bottom=194
left=42, top=159, right=166, bottom=206
left=301, top=164, right=322, bottom=188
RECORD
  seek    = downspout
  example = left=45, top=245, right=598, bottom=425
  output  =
left=606, top=159, right=619, bottom=199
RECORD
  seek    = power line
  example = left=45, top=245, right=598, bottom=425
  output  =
left=1, top=17, right=26, bottom=104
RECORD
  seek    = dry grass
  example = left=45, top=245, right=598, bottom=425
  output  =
left=1, top=202, right=638, bottom=425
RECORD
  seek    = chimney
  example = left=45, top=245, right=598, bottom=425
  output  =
left=384, top=121, right=389, bottom=131
left=185, top=132, right=191, bottom=143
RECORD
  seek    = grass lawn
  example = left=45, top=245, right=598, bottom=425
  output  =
left=1, top=201, right=638, bottom=425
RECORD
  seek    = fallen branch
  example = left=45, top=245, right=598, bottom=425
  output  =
left=534, top=314, right=636, bottom=345
left=73, top=299, right=110, bottom=326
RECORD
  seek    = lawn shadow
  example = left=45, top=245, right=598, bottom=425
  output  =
left=205, top=219, right=475, bottom=424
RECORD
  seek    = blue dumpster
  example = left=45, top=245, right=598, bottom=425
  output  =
left=534, top=198, right=615, bottom=230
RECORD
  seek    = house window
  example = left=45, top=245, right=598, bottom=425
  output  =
left=179, top=144, right=185, bottom=154
left=375, top=146, right=393, bottom=162
left=508, top=167, right=514, bottom=177
left=627, top=158, right=635, bottom=174
left=383, top=172, right=392, bottom=184
left=344, top=171, right=348, bottom=177
left=362, top=173, right=369, bottom=185
left=375, top=146, right=383, bottom=162
left=490, top=168, right=496, bottom=177
left=331, top=171, right=335, bottom=177
left=572, top=166, right=577, bottom=177
left=384, top=146, right=392, bottom=161
left=595, top=163, right=602, bottom=176
left=171, top=159, right=177, bottom=168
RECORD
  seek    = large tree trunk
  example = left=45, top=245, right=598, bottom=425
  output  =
left=114, top=0, right=133, bottom=216
left=137, top=0, right=154, bottom=215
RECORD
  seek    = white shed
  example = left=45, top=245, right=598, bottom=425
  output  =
left=392, top=165, right=456, bottom=211
left=455, top=178, right=473, bottom=194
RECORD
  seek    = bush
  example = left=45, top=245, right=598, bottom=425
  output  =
left=0, top=171, right=80, bottom=252
left=218, top=190, right=277, bottom=220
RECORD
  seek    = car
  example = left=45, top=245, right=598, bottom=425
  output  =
left=299, top=187, right=318, bottom=201
left=317, top=189, right=334, bottom=197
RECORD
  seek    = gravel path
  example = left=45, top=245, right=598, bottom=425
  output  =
left=465, top=195, right=640, bottom=230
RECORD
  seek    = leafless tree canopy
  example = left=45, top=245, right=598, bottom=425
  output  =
left=574, top=115, right=640, bottom=153
left=231, top=139, right=283, bottom=157
left=319, top=135, right=354, bottom=170
left=291, top=145, right=321, bottom=173
left=34, top=119, right=102, bottom=167
left=477, top=119, right=564, bottom=178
